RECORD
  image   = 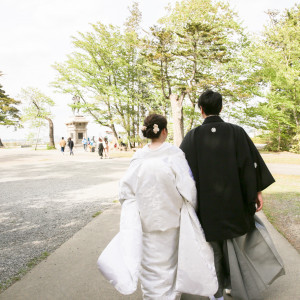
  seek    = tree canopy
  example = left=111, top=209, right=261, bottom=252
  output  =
left=19, top=87, right=56, bottom=148
left=53, top=0, right=257, bottom=146
left=245, top=4, right=300, bottom=152
left=0, top=72, right=21, bottom=127
left=52, top=1, right=299, bottom=152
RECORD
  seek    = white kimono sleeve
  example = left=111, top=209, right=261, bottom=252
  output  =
left=172, top=150, right=218, bottom=296
left=119, top=158, right=140, bottom=204
left=97, top=158, right=142, bottom=295
left=171, top=150, right=197, bottom=208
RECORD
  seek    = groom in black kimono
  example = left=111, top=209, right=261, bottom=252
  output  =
left=180, top=90, right=275, bottom=300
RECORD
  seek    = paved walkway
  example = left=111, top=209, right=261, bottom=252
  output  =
left=0, top=205, right=299, bottom=300
left=267, top=163, right=300, bottom=176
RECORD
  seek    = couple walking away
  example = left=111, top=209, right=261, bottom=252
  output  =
left=97, top=90, right=285, bottom=300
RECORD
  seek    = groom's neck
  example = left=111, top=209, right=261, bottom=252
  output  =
left=202, top=114, right=218, bottom=119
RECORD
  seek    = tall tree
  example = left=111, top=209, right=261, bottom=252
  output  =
left=19, top=87, right=56, bottom=148
left=52, top=23, right=122, bottom=140
left=0, top=72, right=21, bottom=120
left=53, top=0, right=258, bottom=146
left=144, top=0, right=253, bottom=145
left=245, top=5, right=300, bottom=152
left=0, top=85, right=20, bottom=127
left=52, top=3, right=155, bottom=147
left=0, top=72, right=21, bottom=147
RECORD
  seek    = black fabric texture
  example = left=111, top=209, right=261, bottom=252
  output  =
left=180, top=116, right=275, bottom=241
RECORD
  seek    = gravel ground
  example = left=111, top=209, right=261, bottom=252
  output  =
left=0, top=148, right=130, bottom=287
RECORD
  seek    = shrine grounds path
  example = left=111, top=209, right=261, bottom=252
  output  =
left=0, top=148, right=130, bottom=291
left=0, top=148, right=299, bottom=299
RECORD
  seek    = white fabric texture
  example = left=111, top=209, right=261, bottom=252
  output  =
left=97, top=199, right=142, bottom=294
left=97, top=143, right=217, bottom=299
left=176, top=201, right=218, bottom=296
left=141, top=228, right=180, bottom=300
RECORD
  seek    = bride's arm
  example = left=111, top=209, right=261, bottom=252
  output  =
left=119, top=159, right=140, bottom=204
left=171, top=150, right=197, bottom=209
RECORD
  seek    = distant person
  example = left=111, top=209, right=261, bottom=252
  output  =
left=89, top=139, right=95, bottom=152
left=82, top=137, right=87, bottom=151
left=98, top=138, right=104, bottom=159
left=88, top=137, right=92, bottom=152
left=68, top=137, right=74, bottom=156
left=103, top=137, right=109, bottom=159
left=59, top=137, right=66, bottom=154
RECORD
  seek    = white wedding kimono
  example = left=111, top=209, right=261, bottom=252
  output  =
left=98, top=143, right=218, bottom=299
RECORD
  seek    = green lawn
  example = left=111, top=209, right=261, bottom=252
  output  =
left=111, top=149, right=300, bottom=164
left=109, top=150, right=135, bottom=158
left=263, top=174, right=300, bottom=252
left=261, top=152, right=300, bottom=164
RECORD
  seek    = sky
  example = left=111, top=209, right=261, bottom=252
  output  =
left=0, top=0, right=297, bottom=141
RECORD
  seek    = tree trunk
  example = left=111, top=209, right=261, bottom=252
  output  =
left=186, top=102, right=197, bottom=133
left=170, top=94, right=184, bottom=146
left=45, top=117, right=55, bottom=148
left=293, top=109, right=299, bottom=134
left=277, top=122, right=281, bottom=152
left=0, top=138, right=4, bottom=147
left=110, top=124, right=119, bottom=142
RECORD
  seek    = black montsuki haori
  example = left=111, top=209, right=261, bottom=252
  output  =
left=180, top=116, right=275, bottom=242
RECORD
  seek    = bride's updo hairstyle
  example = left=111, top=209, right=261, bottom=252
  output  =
left=141, top=114, right=167, bottom=139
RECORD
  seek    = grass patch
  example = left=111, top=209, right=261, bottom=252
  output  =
left=92, top=210, right=102, bottom=218
left=261, top=152, right=300, bottom=164
left=0, top=251, right=50, bottom=293
left=46, top=145, right=56, bottom=150
left=109, top=151, right=135, bottom=158
left=252, top=136, right=268, bottom=144
left=263, top=174, right=300, bottom=252
left=26, top=252, right=50, bottom=268
left=113, top=200, right=119, bottom=203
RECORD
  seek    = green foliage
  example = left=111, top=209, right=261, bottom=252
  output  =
left=20, top=87, right=54, bottom=124
left=52, top=2, right=157, bottom=147
left=46, top=144, right=56, bottom=150
left=245, top=5, right=300, bottom=151
left=92, top=210, right=102, bottom=218
left=290, top=134, right=300, bottom=153
left=19, top=87, right=56, bottom=147
left=144, top=0, right=257, bottom=133
left=0, top=72, right=21, bottom=127
left=52, top=0, right=298, bottom=149
left=53, top=0, right=256, bottom=144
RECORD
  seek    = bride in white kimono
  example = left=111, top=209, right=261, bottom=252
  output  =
left=98, top=114, right=218, bottom=299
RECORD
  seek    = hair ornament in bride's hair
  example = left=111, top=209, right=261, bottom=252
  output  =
left=153, top=124, right=160, bottom=134
left=141, top=125, right=147, bottom=131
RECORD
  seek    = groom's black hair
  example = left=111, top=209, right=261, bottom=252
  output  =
left=198, top=90, right=222, bottom=115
